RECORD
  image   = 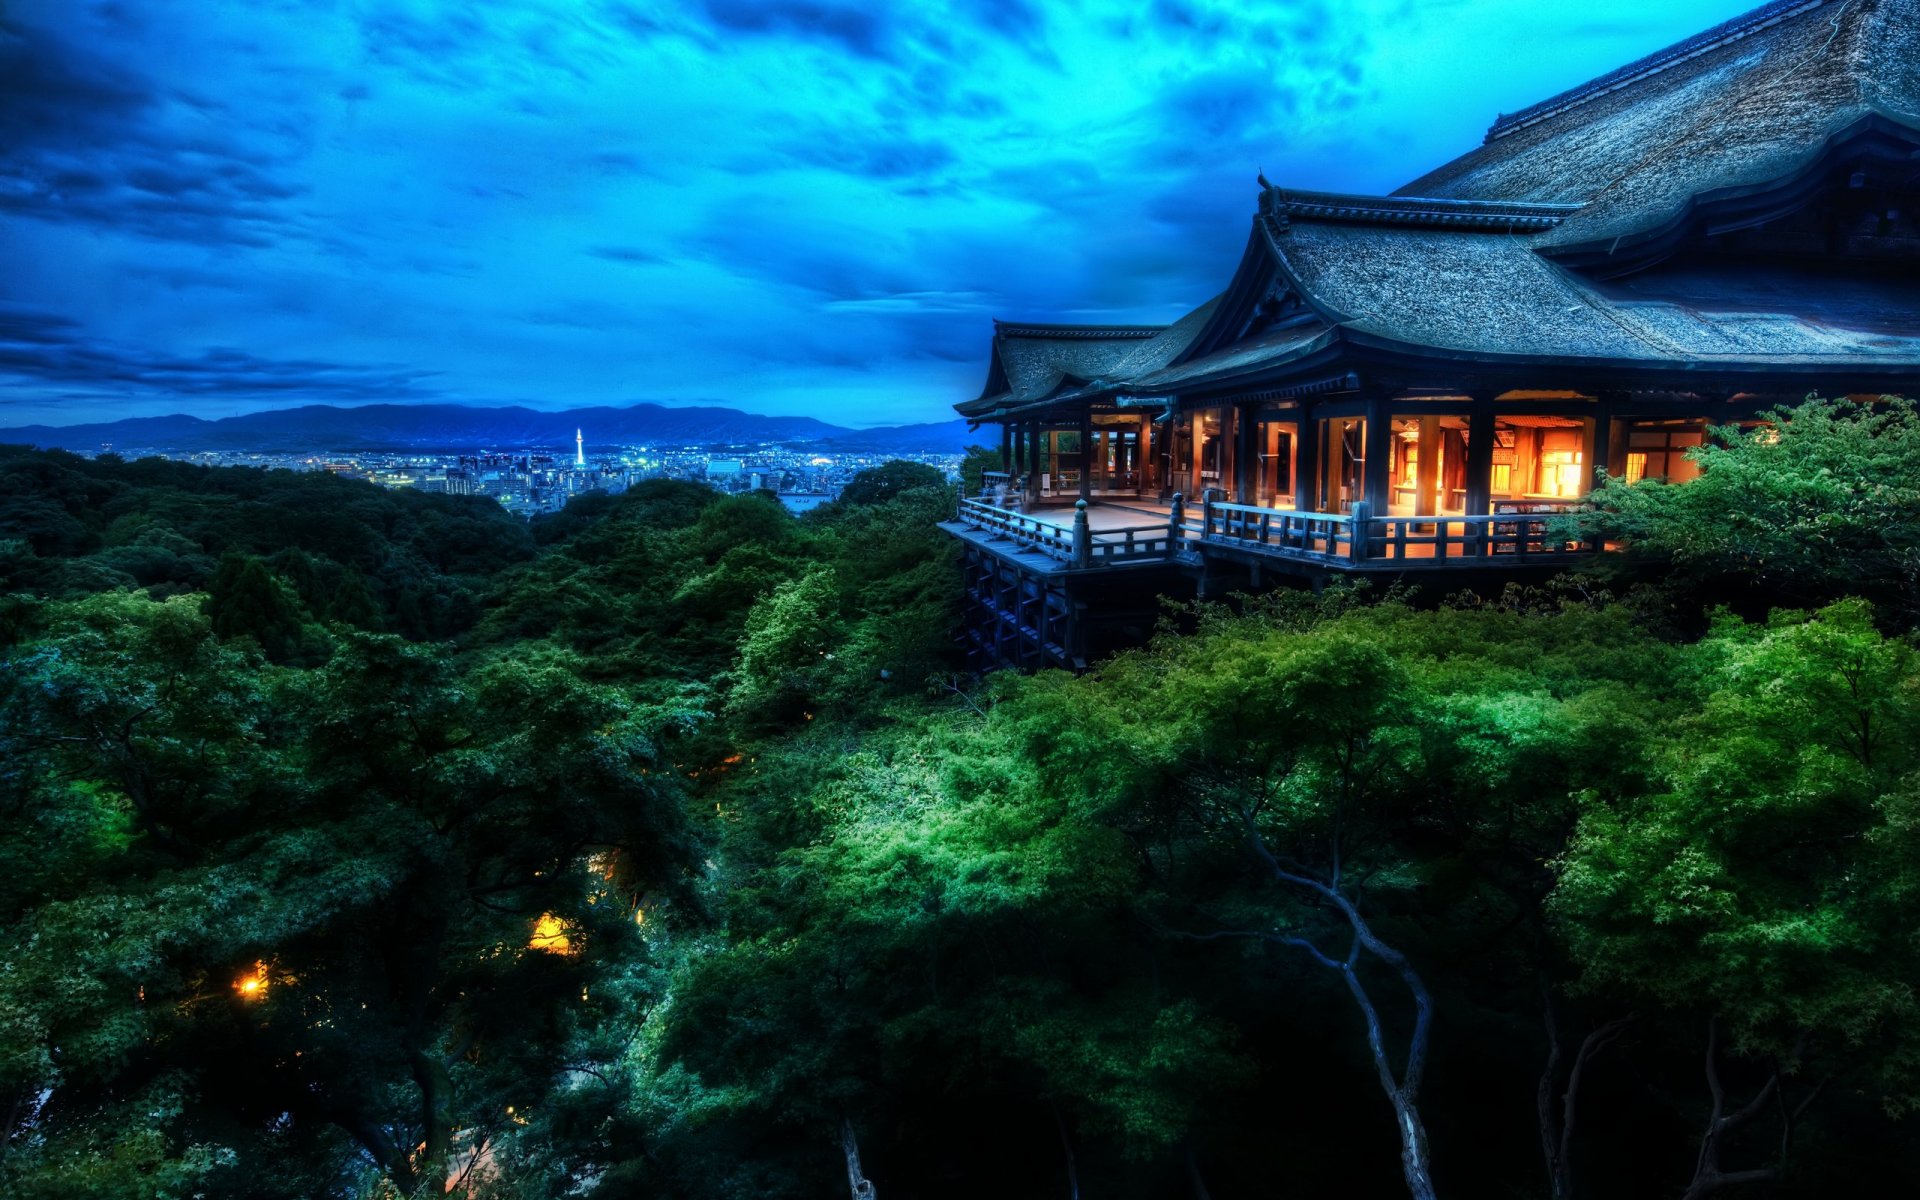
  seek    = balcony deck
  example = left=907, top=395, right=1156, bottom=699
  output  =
left=945, top=493, right=1597, bottom=574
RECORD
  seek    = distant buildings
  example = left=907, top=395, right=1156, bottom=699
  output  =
left=70, top=439, right=959, bottom=519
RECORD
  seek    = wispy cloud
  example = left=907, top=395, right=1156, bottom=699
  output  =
left=0, top=307, right=438, bottom=404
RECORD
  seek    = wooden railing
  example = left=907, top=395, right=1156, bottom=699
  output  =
left=1357, top=513, right=1590, bottom=564
left=1083, top=522, right=1181, bottom=564
left=956, top=495, right=1595, bottom=571
left=1202, top=503, right=1356, bottom=562
left=1202, top=500, right=1593, bottom=567
left=955, top=497, right=1190, bottom=566
left=956, top=498, right=1077, bottom=560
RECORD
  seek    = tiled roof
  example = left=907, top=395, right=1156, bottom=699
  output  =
left=957, top=300, right=1220, bottom=417
left=1265, top=217, right=1920, bottom=366
left=1399, top=0, right=1917, bottom=251
left=1485, top=0, right=1830, bottom=140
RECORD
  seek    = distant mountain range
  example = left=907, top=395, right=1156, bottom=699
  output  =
left=0, top=402, right=980, bottom=455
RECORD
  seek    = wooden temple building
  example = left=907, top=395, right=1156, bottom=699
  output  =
left=944, top=0, right=1920, bottom=669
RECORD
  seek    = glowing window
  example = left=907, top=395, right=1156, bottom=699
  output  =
left=1541, top=450, right=1586, bottom=498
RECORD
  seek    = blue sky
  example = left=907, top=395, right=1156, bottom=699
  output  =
left=0, top=0, right=1758, bottom=428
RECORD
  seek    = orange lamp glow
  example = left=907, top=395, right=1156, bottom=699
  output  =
left=236, top=961, right=270, bottom=999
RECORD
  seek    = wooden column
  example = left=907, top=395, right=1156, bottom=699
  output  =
left=1182, top=407, right=1198, bottom=491
left=1078, top=408, right=1093, bottom=501
left=1234, top=404, right=1256, bottom=504
left=1464, top=397, right=1495, bottom=515
left=1293, top=405, right=1318, bottom=512
left=1022, top=422, right=1038, bottom=505
left=1000, top=423, right=1012, bottom=473
left=1414, top=414, right=1441, bottom=516
left=1138, top=415, right=1154, bottom=495
left=1589, top=396, right=1616, bottom=493
left=1362, top=393, right=1393, bottom=511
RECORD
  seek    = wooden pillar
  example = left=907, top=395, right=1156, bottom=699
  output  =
left=1362, top=393, right=1393, bottom=510
left=999, top=423, right=1012, bottom=473
left=1190, top=411, right=1206, bottom=496
left=1234, top=404, right=1256, bottom=504
left=1293, top=405, right=1318, bottom=512
left=1029, top=422, right=1044, bottom=504
left=1078, top=408, right=1093, bottom=501
left=1465, top=397, right=1495, bottom=515
left=1414, top=414, right=1441, bottom=515
left=1138, top=415, right=1154, bottom=495
left=1589, top=396, right=1616, bottom=493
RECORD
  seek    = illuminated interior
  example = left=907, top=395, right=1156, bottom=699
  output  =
left=529, top=913, right=576, bottom=956
left=1621, top=421, right=1705, bottom=484
left=1493, top=416, right=1593, bottom=504
left=1388, top=415, right=1469, bottom=515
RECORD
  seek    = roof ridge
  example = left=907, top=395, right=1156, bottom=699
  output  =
left=1486, top=0, right=1830, bottom=142
left=1264, top=187, right=1582, bottom=231
left=993, top=322, right=1165, bottom=340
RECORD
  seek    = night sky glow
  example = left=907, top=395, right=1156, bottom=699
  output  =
left=1, top=0, right=1761, bottom=428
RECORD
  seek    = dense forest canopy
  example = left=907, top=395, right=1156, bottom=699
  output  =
left=5, top=398, right=1920, bottom=1199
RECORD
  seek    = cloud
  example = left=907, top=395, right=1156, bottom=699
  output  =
left=694, top=0, right=900, bottom=60
left=587, top=245, right=670, bottom=265
left=0, top=308, right=439, bottom=405
left=0, top=14, right=306, bottom=247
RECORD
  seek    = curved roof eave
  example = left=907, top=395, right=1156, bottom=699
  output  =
left=1333, top=325, right=1920, bottom=380
left=1541, top=111, right=1920, bottom=274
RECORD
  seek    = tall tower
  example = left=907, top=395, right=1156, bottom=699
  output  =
left=575, top=427, right=585, bottom=468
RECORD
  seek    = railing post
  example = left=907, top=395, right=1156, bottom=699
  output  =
left=1071, top=499, right=1092, bottom=569
left=1167, top=492, right=1185, bottom=558
left=1350, top=500, right=1372, bottom=562
left=1201, top=492, right=1215, bottom=542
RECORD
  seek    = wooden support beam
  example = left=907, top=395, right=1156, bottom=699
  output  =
left=1139, top=415, right=1155, bottom=496
left=1234, top=404, right=1255, bottom=504
left=1026, top=423, right=1042, bottom=506
left=1293, top=406, right=1318, bottom=513
left=1465, top=397, right=1495, bottom=515
left=1079, top=408, right=1093, bottom=501
left=1415, top=413, right=1441, bottom=515
left=1362, top=393, right=1393, bottom=511
left=1590, top=395, right=1618, bottom=492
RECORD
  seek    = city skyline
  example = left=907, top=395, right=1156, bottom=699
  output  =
left=3, top=0, right=1760, bottom=428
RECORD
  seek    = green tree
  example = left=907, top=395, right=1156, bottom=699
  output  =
left=206, top=552, right=310, bottom=662
left=0, top=594, right=700, bottom=1198
left=836, top=460, right=947, bottom=507
left=1573, top=396, right=1920, bottom=620
left=1551, top=600, right=1920, bottom=1198
left=958, top=445, right=1003, bottom=496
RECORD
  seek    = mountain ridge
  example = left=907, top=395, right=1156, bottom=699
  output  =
left=0, top=402, right=978, bottom=455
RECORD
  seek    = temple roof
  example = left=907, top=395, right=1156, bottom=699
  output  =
left=1399, top=0, right=1920, bottom=251
left=957, top=0, right=1920, bottom=420
left=1265, top=216, right=1920, bottom=367
left=958, top=299, right=1219, bottom=417
left=1259, top=0, right=1920, bottom=370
